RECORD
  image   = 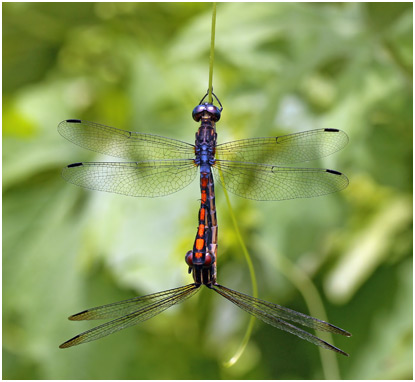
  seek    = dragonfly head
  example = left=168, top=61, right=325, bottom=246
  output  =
left=185, top=250, right=214, bottom=268
left=185, top=250, right=216, bottom=286
left=192, top=103, right=221, bottom=122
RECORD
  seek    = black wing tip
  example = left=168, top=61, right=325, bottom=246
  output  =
left=324, top=128, right=340, bottom=132
left=324, top=128, right=350, bottom=145
left=337, top=348, right=350, bottom=357
left=68, top=310, right=89, bottom=320
left=335, top=328, right=352, bottom=337
left=67, top=162, right=83, bottom=168
left=320, top=337, right=350, bottom=356
left=59, top=335, right=80, bottom=349
left=326, top=169, right=343, bottom=176
left=57, top=119, right=82, bottom=129
left=327, top=323, right=352, bottom=337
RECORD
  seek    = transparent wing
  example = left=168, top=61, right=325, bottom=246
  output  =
left=67, top=285, right=199, bottom=321
left=212, top=285, right=350, bottom=356
left=62, top=160, right=197, bottom=197
left=213, top=160, right=348, bottom=201
left=58, top=119, right=195, bottom=161
left=59, top=284, right=200, bottom=348
left=216, top=129, right=348, bottom=165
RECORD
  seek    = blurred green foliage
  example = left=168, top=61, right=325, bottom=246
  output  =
left=3, top=2, right=412, bottom=379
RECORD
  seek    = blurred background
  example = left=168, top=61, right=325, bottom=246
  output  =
left=3, top=2, right=412, bottom=379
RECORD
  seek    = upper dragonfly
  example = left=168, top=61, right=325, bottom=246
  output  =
left=58, top=92, right=349, bottom=201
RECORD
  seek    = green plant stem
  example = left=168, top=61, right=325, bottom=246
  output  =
left=259, top=242, right=342, bottom=379
left=219, top=171, right=258, bottom=367
left=208, top=3, right=216, bottom=104
left=209, top=2, right=256, bottom=368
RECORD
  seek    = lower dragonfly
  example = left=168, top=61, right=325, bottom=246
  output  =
left=60, top=167, right=351, bottom=355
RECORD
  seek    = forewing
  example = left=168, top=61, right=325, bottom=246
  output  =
left=213, top=161, right=348, bottom=201
left=62, top=159, right=197, bottom=197
left=216, top=129, right=348, bottom=165
left=58, top=119, right=195, bottom=161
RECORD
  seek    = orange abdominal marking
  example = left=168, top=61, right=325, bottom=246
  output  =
left=199, top=208, right=205, bottom=220
left=196, top=238, right=204, bottom=250
left=201, top=190, right=207, bottom=203
left=195, top=252, right=202, bottom=259
left=198, top=224, right=205, bottom=237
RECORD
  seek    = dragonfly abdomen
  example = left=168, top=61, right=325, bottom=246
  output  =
left=185, top=172, right=217, bottom=286
left=206, top=173, right=218, bottom=284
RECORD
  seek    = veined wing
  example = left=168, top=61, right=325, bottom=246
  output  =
left=58, top=119, right=195, bottom=161
left=212, top=285, right=350, bottom=356
left=216, top=129, right=348, bottom=165
left=213, top=160, right=348, bottom=201
left=62, top=159, right=197, bottom=197
left=59, top=284, right=200, bottom=348
left=67, top=285, right=199, bottom=320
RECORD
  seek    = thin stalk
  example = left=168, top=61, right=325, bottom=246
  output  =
left=218, top=171, right=258, bottom=367
left=209, top=2, right=257, bottom=367
left=208, top=3, right=217, bottom=104
left=258, top=241, right=342, bottom=379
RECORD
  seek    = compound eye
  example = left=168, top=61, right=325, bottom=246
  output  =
left=192, top=105, right=206, bottom=122
left=206, top=104, right=221, bottom=122
left=203, top=253, right=215, bottom=267
left=185, top=250, right=194, bottom=266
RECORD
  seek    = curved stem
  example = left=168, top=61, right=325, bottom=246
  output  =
left=218, top=171, right=258, bottom=367
left=208, top=3, right=217, bottom=104
left=260, top=242, right=342, bottom=379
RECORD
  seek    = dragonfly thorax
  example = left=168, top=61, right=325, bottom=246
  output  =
left=192, top=103, right=221, bottom=122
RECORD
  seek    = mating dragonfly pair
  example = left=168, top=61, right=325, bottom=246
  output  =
left=58, top=92, right=351, bottom=355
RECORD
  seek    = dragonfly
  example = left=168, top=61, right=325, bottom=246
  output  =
left=59, top=165, right=351, bottom=355
left=59, top=92, right=350, bottom=354
left=58, top=92, right=349, bottom=204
